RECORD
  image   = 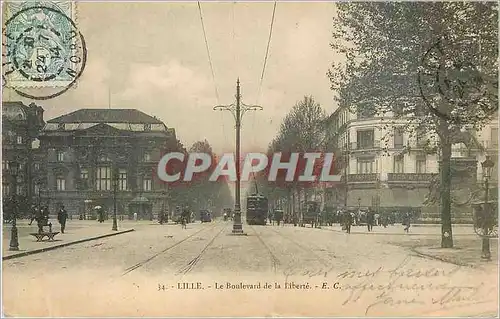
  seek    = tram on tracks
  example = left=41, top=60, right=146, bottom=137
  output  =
left=246, top=194, right=268, bottom=225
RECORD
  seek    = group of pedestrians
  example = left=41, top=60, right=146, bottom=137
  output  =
left=29, top=204, right=68, bottom=234
left=339, top=209, right=412, bottom=234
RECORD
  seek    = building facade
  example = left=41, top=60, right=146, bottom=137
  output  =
left=324, top=105, right=498, bottom=221
left=2, top=101, right=45, bottom=215
left=39, top=108, right=177, bottom=219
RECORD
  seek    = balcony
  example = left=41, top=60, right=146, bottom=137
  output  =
left=350, top=140, right=381, bottom=151
left=347, top=173, right=378, bottom=182
left=387, top=173, right=437, bottom=182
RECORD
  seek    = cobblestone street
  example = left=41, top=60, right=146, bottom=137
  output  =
left=2, top=221, right=498, bottom=317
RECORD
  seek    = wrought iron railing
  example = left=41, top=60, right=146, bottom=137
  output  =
left=350, top=140, right=381, bottom=150
left=387, top=173, right=437, bottom=182
left=347, top=173, right=378, bottom=182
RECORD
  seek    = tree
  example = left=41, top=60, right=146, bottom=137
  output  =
left=254, top=96, right=328, bottom=220
left=328, top=2, right=498, bottom=247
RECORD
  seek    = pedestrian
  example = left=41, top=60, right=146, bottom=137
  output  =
left=133, top=212, right=138, bottom=221
left=57, top=205, right=68, bottom=233
left=403, top=212, right=411, bottom=233
left=344, top=210, right=352, bottom=234
left=367, top=209, right=375, bottom=232
left=98, top=208, right=105, bottom=223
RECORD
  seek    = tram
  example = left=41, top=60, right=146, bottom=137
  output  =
left=246, top=194, right=268, bottom=225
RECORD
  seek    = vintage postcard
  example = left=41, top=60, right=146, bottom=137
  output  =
left=1, top=1, right=498, bottom=317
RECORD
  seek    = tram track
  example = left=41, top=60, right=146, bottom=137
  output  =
left=121, top=223, right=219, bottom=276
left=268, top=227, right=334, bottom=269
left=176, top=223, right=227, bottom=276
left=248, top=224, right=281, bottom=273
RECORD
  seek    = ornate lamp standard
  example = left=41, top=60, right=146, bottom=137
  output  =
left=480, top=156, right=494, bottom=261
left=9, top=161, right=20, bottom=251
left=112, top=167, right=119, bottom=231
left=213, top=79, right=263, bottom=235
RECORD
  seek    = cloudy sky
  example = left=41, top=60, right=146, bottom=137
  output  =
left=3, top=1, right=340, bottom=154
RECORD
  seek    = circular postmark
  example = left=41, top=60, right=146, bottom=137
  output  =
left=3, top=5, right=87, bottom=100
left=417, top=38, right=498, bottom=124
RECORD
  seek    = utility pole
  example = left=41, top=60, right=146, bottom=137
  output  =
left=214, top=79, right=263, bottom=235
left=343, top=143, right=349, bottom=208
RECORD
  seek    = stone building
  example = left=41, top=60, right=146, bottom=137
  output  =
left=39, top=108, right=177, bottom=220
left=324, top=104, right=498, bottom=222
left=2, top=101, right=45, bottom=215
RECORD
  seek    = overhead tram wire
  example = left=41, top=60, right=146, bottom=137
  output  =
left=252, top=1, right=277, bottom=153
left=256, top=0, right=277, bottom=106
left=197, top=1, right=228, bottom=150
left=198, top=1, right=220, bottom=104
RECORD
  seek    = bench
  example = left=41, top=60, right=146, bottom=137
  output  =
left=30, top=223, right=59, bottom=242
left=30, top=231, right=60, bottom=242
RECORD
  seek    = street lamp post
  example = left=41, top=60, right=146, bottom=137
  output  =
left=9, top=161, right=19, bottom=251
left=480, top=156, right=494, bottom=261
left=112, top=167, right=119, bottom=231
left=213, top=79, right=263, bottom=235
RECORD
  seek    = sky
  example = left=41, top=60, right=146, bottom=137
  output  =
left=3, top=1, right=340, bottom=154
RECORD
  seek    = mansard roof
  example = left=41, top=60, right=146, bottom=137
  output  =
left=2, top=101, right=28, bottom=120
left=47, top=108, right=164, bottom=124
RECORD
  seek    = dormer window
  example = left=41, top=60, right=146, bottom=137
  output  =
left=144, top=123, right=151, bottom=131
left=58, top=123, right=65, bottom=130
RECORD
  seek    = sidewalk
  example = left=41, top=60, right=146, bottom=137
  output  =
left=2, top=220, right=134, bottom=260
left=412, top=237, right=499, bottom=268
left=321, top=224, right=479, bottom=236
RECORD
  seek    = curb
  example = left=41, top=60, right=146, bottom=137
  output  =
left=410, top=246, right=475, bottom=268
left=320, top=227, right=477, bottom=237
left=2, top=229, right=135, bottom=261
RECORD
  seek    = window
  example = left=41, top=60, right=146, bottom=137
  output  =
left=144, top=123, right=151, bottom=131
left=56, top=177, right=66, bottom=191
left=357, top=129, right=374, bottom=149
left=415, top=129, right=426, bottom=147
left=357, top=158, right=374, bottom=174
left=393, top=155, right=405, bottom=173
left=96, top=166, right=111, bottom=191
left=99, top=155, right=110, bottom=162
left=34, top=183, right=40, bottom=196
left=57, top=123, right=65, bottom=130
left=17, top=136, right=23, bottom=144
left=491, top=128, right=498, bottom=148
left=57, top=151, right=64, bottom=162
left=416, top=155, right=426, bottom=173
left=16, top=185, right=23, bottom=195
left=143, top=178, right=152, bottom=191
left=34, top=163, right=40, bottom=170
left=119, top=169, right=127, bottom=191
left=394, top=127, right=404, bottom=148
left=80, top=168, right=89, bottom=189
left=2, top=161, right=8, bottom=170
left=2, top=184, right=10, bottom=197
left=143, top=152, right=151, bottom=162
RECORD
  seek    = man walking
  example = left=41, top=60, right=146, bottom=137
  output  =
left=403, top=212, right=411, bottom=233
left=367, top=209, right=375, bottom=232
left=57, top=205, right=68, bottom=233
left=344, top=210, right=352, bottom=234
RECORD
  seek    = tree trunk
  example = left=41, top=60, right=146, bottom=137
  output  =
left=440, top=140, right=454, bottom=248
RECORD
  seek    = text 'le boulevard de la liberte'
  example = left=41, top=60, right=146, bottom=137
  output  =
left=159, top=281, right=342, bottom=291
